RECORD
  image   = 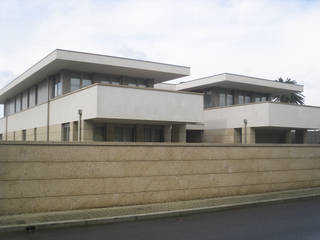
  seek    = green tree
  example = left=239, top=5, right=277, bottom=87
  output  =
left=273, top=77, right=305, bottom=105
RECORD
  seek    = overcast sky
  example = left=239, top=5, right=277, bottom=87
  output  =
left=1, top=0, right=320, bottom=117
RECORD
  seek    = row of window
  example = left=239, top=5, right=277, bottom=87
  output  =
left=61, top=123, right=164, bottom=142
left=203, top=87, right=270, bottom=109
left=5, top=71, right=153, bottom=116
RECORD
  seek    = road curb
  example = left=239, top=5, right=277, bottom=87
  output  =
left=1, top=192, right=320, bottom=233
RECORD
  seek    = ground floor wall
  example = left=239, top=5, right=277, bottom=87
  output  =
left=0, top=142, right=320, bottom=215
left=1, top=121, right=187, bottom=143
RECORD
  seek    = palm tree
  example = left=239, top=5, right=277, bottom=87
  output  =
left=273, top=77, right=305, bottom=105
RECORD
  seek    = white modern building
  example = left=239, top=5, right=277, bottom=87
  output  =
left=0, top=50, right=319, bottom=144
left=157, top=73, right=320, bottom=144
left=0, top=50, right=203, bottom=142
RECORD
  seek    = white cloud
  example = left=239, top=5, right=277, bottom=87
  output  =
left=0, top=0, right=320, bottom=118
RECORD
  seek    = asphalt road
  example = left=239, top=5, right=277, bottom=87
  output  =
left=2, top=198, right=320, bottom=240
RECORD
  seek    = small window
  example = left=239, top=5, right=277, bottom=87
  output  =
left=82, top=79, right=92, bottom=88
left=22, top=130, right=26, bottom=141
left=101, top=80, right=111, bottom=84
left=70, top=78, right=81, bottom=92
left=34, top=128, right=37, bottom=141
left=62, top=123, right=70, bottom=141
left=219, top=93, right=226, bottom=107
left=54, top=79, right=62, bottom=97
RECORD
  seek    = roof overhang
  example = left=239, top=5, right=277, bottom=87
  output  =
left=0, top=49, right=190, bottom=103
left=176, top=73, right=304, bottom=95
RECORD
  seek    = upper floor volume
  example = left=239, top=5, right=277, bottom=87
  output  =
left=0, top=49, right=190, bottom=116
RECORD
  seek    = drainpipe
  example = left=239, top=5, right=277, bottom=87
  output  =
left=244, top=119, right=248, bottom=144
left=47, top=78, right=50, bottom=142
left=5, top=115, right=8, bottom=141
left=78, top=109, right=82, bottom=141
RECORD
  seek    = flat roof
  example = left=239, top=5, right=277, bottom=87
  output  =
left=176, top=73, right=304, bottom=95
left=0, top=49, right=190, bottom=103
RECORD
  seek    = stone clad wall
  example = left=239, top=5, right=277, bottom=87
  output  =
left=0, top=142, right=320, bottom=215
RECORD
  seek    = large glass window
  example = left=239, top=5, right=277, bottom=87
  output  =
left=62, top=123, right=70, bottom=141
left=94, top=125, right=106, bottom=141
left=255, top=97, right=261, bottom=102
left=70, top=78, right=81, bottom=91
left=137, top=80, right=147, bottom=88
left=144, top=126, right=163, bottom=142
left=219, top=93, right=226, bottom=107
left=115, top=126, right=135, bottom=142
left=261, top=96, right=267, bottom=102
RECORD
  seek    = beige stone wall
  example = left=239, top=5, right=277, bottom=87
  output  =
left=0, top=142, right=320, bottom=216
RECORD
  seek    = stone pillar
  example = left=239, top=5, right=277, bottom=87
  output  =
left=172, top=124, right=186, bottom=143
left=164, top=125, right=172, bottom=142
left=296, top=129, right=307, bottom=144
left=81, top=120, right=94, bottom=142
left=242, top=127, right=255, bottom=144
left=69, top=121, right=78, bottom=142
left=136, top=125, right=144, bottom=142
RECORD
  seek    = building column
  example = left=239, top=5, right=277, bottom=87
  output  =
left=242, top=127, right=256, bottom=144
left=81, top=120, right=94, bottom=141
left=172, top=124, right=186, bottom=143
left=164, top=125, right=172, bottom=142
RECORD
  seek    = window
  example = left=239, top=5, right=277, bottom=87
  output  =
left=101, top=80, right=111, bottom=84
left=22, top=130, right=26, bottom=141
left=238, top=95, right=244, bottom=105
left=111, top=80, right=120, bottom=85
left=204, top=90, right=214, bottom=108
left=137, top=80, right=147, bottom=88
left=115, top=125, right=135, bottom=142
left=70, top=78, right=81, bottom=91
left=94, top=124, right=106, bottom=141
left=244, top=96, right=251, bottom=104
left=144, top=126, right=163, bottom=142
left=0, top=134, right=3, bottom=141
left=219, top=93, right=226, bottom=106
left=82, top=79, right=92, bottom=88
left=54, top=79, right=62, bottom=97
left=34, top=128, right=37, bottom=141
left=261, top=96, right=267, bottom=102
left=255, top=97, right=261, bottom=102
left=62, top=123, right=70, bottom=141
left=227, top=94, right=233, bottom=106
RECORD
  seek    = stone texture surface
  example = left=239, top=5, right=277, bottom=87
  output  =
left=0, top=142, right=320, bottom=215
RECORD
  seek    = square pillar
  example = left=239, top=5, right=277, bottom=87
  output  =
left=81, top=120, right=94, bottom=141
left=242, top=127, right=255, bottom=144
left=172, top=124, right=186, bottom=143
left=164, top=125, right=172, bottom=142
